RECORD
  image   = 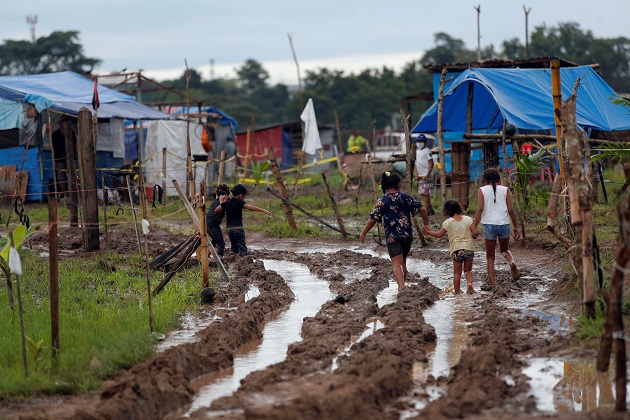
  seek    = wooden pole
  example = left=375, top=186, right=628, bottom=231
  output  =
left=101, top=172, right=108, bottom=250
left=266, top=187, right=353, bottom=236
left=199, top=181, right=209, bottom=288
left=334, top=110, right=344, bottom=157
left=218, top=150, right=226, bottom=186
left=563, top=99, right=594, bottom=318
left=321, top=172, right=347, bottom=238
left=161, top=147, right=167, bottom=206
left=126, top=175, right=142, bottom=253
left=63, top=120, right=78, bottom=226
left=153, top=236, right=201, bottom=295
left=143, top=223, right=154, bottom=332
left=437, top=68, right=448, bottom=204
left=172, top=180, right=229, bottom=282
left=366, top=155, right=383, bottom=244
left=48, top=186, right=59, bottom=363
left=268, top=147, right=297, bottom=231
left=10, top=233, right=27, bottom=376
left=399, top=107, right=413, bottom=192
left=184, top=61, right=194, bottom=197
left=551, top=59, right=566, bottom=186
left=76, top=108, right=99, bottom=251
left=244, top=127, right=252, bottom=177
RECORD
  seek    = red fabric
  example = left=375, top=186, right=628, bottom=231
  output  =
left=235, top=127, right=283, bottom=162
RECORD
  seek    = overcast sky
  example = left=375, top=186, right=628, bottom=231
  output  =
left=3, top=0, right=628, bottom=85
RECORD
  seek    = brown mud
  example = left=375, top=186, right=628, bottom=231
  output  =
left=0, top=224, right=624, bottom=419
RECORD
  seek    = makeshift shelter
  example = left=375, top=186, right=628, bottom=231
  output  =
left=411, top=64, right=630, bottom=206
left=143, top=119, right=208, bottom=198
left=0, top=71, right=171, bottom=200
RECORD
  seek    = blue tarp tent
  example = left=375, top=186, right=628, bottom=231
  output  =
left=412, top=66, right=630, bottom=133
left=411, top=65, right=630, bottom=180
left=0, top=71, right=171, bottom=123
left=0, top=71, right=172, bottom=200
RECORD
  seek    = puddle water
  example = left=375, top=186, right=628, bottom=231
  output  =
left=184, top=260, right=334, bottom=415
left=523, top=358, right=623, bottom=413
left=157, top=311, right=214, bottom=352
left=331, top=319, right=385, bottom=371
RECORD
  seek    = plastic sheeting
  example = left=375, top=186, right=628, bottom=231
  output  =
left=143, top=120, right=208, bottom=197
left=412, top=66, right=630, bottom=134
left=0, top=71, right=171, bottom=125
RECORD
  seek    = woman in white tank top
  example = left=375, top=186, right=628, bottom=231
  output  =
left=472, top=168, right=521, bottom=287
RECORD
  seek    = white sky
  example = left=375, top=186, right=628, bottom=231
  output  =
left=2, top=0, right=628, bottom=85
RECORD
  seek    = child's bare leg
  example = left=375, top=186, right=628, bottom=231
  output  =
left=402, top=257, right=409, bottom=285
left=464, top=259, right=474, bottom=293
left=453, top=260, right=463, bottom=294
left=499, top=237, right=519, bottom=279
left=485, top=239, right=497, bottom=286
left=391, top=255, right=405, bottom=290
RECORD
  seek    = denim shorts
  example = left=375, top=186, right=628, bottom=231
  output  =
left=482, top=224, right=511, bottom=240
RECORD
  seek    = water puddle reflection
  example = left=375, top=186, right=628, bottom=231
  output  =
left=331, top=319, right=385, bottom=371
left=524, top=358, right=623, bottom=413
left=185, top=260, right=334, bottom=415
left=157, top=311, right=213, bottom=352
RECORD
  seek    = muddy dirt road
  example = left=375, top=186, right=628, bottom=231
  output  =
left=1, top=226, right=622, bottom=419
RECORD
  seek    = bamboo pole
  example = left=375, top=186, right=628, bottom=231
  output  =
left=162, top=147, right=167, bottom=206
left=563, top=98, right=594, bottom=318
left=48, top=186, right=59, bottom=363
left=77, top=108, right=99, bottom=251
left=551, top=59, right=566, bottom=186
left=399, top=106, right=413, bottom=192
left=266, top=187, right=353, bottom=236
left=172, top=180, right=229, bottom=282
left=101, top=172, right=108, bottom=250
left=63, top=119, right=78, bottom=226
left=199, top=181, right=209, bottom=288
left=437, top=68, right=448, bottom=204
left=218, top=150, right=226, bottom=186
left=268, top=147, right=297, bottom=231
left=321, top=172, right=347, bottom=238
left=126, top=175, right=142, bottom=253
left=366, top=155, right=383, bottom=244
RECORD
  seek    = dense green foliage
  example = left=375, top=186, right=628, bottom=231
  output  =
left=1, top=22, right=629, bottom=133
left=0, top=31, right=100, bottom=76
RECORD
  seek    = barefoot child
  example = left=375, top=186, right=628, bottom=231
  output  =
left=215, top=184, right=271, bottom=256
left=423, top=200, right=478, bottom=294
left=360, top=172, right=429, bottom=290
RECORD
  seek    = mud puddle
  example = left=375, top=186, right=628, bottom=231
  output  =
left=184, top=259, right=334, bottom=415
left=523, top=358, right=624, bottom=413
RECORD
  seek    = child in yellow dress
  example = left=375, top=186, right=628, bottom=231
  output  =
left=423, top=200, right=478, bottom=294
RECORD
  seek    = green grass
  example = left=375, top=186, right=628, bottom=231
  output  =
left=0, top=248, right=215, bottom=400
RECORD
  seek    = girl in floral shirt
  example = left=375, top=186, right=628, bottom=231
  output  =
left=360, top=172, right=429, bottom=290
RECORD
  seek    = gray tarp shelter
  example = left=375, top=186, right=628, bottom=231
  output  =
left=0, top=71, right=172, bottom=200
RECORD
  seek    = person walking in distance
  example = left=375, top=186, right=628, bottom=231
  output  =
left=472, top=168, right=521, bottom=287
left=359, top=172, right=429, bottom=291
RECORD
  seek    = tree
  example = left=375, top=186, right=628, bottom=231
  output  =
left=0, top=31, right=100, bottom=75
left=235, top=59, right=269, bottom=92
left=421, top=33, right=477, bottom=65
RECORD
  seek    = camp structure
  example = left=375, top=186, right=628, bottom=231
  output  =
left=0, top=71, right=171, bottom=201
left=411, top=63, right=630, bottom=207
left=141, top=106, right=238, bottom=197
left=234, top=120, right=336, bottom=179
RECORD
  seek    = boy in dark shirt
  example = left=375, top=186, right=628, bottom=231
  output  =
left=215, top=184, right=271, bottom=256
left=206, top=184, right=230, bottom=257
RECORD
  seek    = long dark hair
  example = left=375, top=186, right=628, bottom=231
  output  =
left=380, top=171, right=401, bottom=193
left=482, top=168, right=501, bottom=203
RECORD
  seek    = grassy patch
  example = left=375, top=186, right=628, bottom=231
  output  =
left=0, top=248, right=213, bottom=400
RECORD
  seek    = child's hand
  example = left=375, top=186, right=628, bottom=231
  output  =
left=421, top=225, right=430, bottom=234
left=219, top=195, right=228, bottom=204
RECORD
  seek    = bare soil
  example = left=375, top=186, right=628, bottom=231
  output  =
left=0, top=222, right=625, bottom=420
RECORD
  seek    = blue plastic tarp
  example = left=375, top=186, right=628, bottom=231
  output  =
left=0, top=71, right=171, bottom=124
left=174, top=105, right=237, bottom=131
left=413, top=66, right=630, bottom=134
